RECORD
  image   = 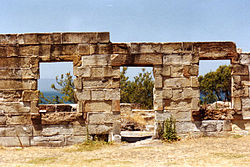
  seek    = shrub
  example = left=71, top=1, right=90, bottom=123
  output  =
left=158, top=116, right=180, bottom=142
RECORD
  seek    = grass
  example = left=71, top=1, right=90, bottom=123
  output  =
left=0, top=135, right=250, bottom=167
left=65, top=140, right=114, bottom=152
left=27, top=157, right=58, bottom=164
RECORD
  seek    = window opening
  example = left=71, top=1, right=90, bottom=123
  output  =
left=38, top=62, right=75, bottom=104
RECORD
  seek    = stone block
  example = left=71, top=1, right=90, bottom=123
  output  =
left=139, top=43, right=161, bottom=53
left=62, top=44, right=78, bottom=55
left=98, top=44, right=112, bottom=54
left=73, top=78, right=82, bottom=89
left=37, top=33, right=52, bottom=44
left=84, top=101, right=112, bottom=112
left=155, top=111, right=171, bottom=122
left=62, top=32, right=109, bottom=44
left=232, top=64, right=249, bottom=75
left=161, top=43, right=182, bottom=53
left=191, top=77, right=199, bottom=88
left=0, top=57, right=38, bottom=69
left=0, top=136, right=30, bottom=147
left=164, top=99, right=191, bottom=111
left=17, top=33, right=38, bottom=44
left=31, top=135, right=64, bottom=147
left=112, top=43, right=129, bottom=54
left=82, top=55, right=110, bottom=66
left=78, top=44, right=90, bottom=55
left=200, top=120, right=225, bottom=132
left=163, top=54, right=192, bottom=65
left=242, top=98, right=250, bottom=119
left=232, top=86, right=249, bottom=97
left=41, top=126, right=73, bottom=136
left=65, top=135, right=86, bottom=145
left=162, top=65, right=171, bottom=76
left=163, top=88, right=173, bottom=99
left=172, top=110, right=192, bottom=122
left=240, top=53, right=250, bottom=65
left=0, top=68, right=38, bottom=80
left=191, top=97, right=200, bottom=111
left=6, top=114, right=32, bottom=125
left=170, top=65, right=183, bottom=77
left=112, top=100, right=120, bottom=112
left=164, top=78, right=191, bottom=88
left=183, top=65, right=199, bottom=77
left=0, top=102, right=30, bottom=113
left=41, top=112, right=80, bottom=125
left=154, top=75, right=163, bottom=88
left=22, top=90, right=39, bottom=101
left=82, top=78, right=119, bottom=89
left=73, top=66, right=91, bottom=77
left=0, top=80, right=37, bottom=90
left=172, top=89, right=183, bottom=101
left=72, top=125, right=87, bottom=136
left=0, top=116, right=6, bottom=125
left=183, top=88, right=200, bottom=99
left=110, top=53, right=162, bottom=66
left=19, top=45, right=39, bottom=56
left=0, top=34, right=17, bottom=44
left=88, top=112, right=119, bottom=124
left=0, top=125, right=33, bottom=137
left=91, top=90, right=105, bottom=100
left=105, top=89, right=120, bottom=100
left=232, top=97, right=241, bottom=111
left=87, top=124, right=112, bottom=134
left=175, top=121, right=200, bottom=133
left=112, top=121, right=121, bottom=135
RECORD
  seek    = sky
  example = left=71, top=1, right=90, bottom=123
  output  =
left=0, top=0, right=249, bottom=91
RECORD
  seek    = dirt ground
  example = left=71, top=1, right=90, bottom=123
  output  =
left=0, top=135, right=250, bottom=167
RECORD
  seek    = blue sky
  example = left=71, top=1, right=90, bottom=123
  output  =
left=1, top=0, right=249, bottom=90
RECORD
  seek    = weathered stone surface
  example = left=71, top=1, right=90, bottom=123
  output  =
left=73, top=66, right=91, bottom=77
left=82, top=78, right=119, bottom=89
left=88, top=112, right=120, bottom=124
left=0, top=136, right=30, bottom=146
left=6, top=114, right=32, bottom=125
left=194, top=42, right=237, bottom=60
left=84, top=101, right=112, bottom=112
left=183, top=88, right=200, bottom=99
left=0, top=34, right=17, bottom=44
left=105, top=89, right=120, bottom=100
left=163, top=54, right=192, bottom=65
left=162, top=88, right=173, bottom=99
left=232, top=64, right=249, bottom=75
left=110, top=53, right=162, bottom=66
left=0, top=102, right=30, bottom=113
left=0, top=80, right=37, bottom=90
left=112, top=100, right=120, bottom=112
left=88, top=124, right=112, bottom=134
left=31, top=135, right=64, bottom=146
left=22, top=90, right=39, bottom=101
left=242, top=98, right=250, bottom=119
left=0, top=116, right=6, bottom=125
left=41, top=112, right=80, bottom=125
left=82, top=55, right=110, bottom=66
left=232, top=97, right=241, bottom=111
left=0, top=57, right=38, bottom=69
left=65, top=135, right=86, bottom=145
left=91, top=90, right=105, bottom=100
left=62, top=32, right=109, bottom=44
left=75, top=90, right=91, bottom=101
left=240, top=53, right=250, bottom=65
left=0, top=125, right=32, bottom=137
left=164, top=100, right=191, bottom=111
left=164, top=78, right=191, bottom=88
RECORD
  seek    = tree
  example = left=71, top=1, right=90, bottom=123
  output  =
left=198, top=65, right=231, bottom=104
left=39, top=72, right=76, bottom=104
left=120, top=67, right=154, bottom=109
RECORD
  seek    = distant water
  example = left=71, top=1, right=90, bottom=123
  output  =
left=39, top=91, right=69, bottom=104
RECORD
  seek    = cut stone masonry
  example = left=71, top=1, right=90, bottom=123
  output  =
left=0, top=32, right=249, bottom=146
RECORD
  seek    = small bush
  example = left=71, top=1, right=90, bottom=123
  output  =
left=158, top=116, right=180, bottom=142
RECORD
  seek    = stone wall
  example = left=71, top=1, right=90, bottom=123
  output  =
left=0, top=32, right=249, bottom=146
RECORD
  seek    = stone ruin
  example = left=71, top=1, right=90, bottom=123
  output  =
left=0, top=32, right=249, bottom=146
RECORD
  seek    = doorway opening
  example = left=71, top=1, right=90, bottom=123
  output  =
left=120, top=66, right=155, bottom=140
